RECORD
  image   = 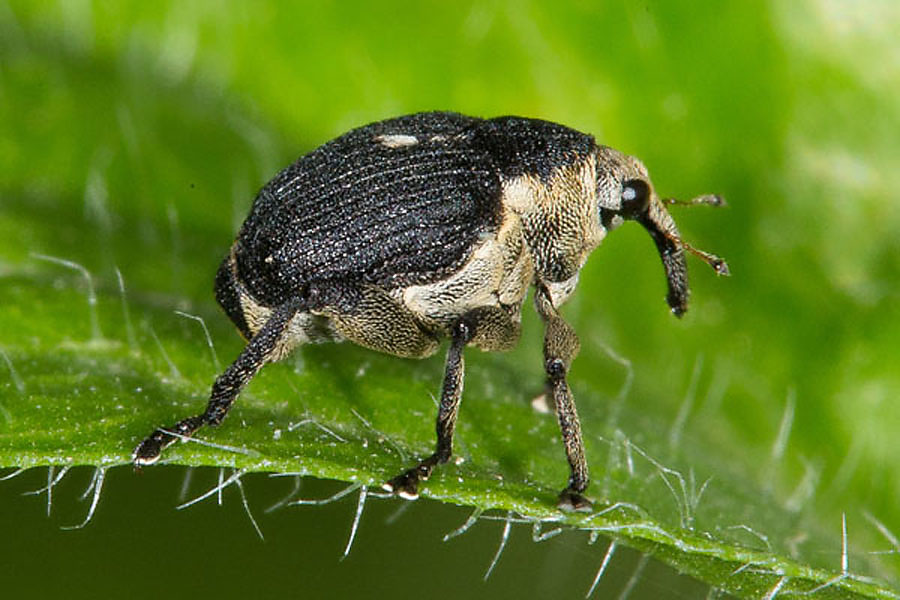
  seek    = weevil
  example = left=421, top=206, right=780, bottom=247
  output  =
left=133, top=112, right=728, bottom=511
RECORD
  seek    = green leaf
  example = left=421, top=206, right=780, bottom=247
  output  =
left=2, top=2, right=898, bottom=598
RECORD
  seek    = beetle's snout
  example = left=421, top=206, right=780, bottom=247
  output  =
left=636, top=199, right=691, bottom=316
left=635, top=194, right=730, bottom=317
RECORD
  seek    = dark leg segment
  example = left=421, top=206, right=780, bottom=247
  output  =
left=133, top=298, right=304, bottom=465
left=383, top=315, right=475, bottom=499
left=535, top=285, right=592, bottom=512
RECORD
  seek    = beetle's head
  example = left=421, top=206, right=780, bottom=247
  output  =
left=596, top=148, right=729, bottom=317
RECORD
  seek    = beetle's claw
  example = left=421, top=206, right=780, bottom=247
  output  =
left=132, top=429, right=175, bottom=466
left=557, top=488, right=593, bottom=513
left=383, top=468, right=423, bottom=500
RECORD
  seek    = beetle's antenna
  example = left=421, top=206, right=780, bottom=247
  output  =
left=638, top=197, right=729, bottom=316
left=663, top=194, right=727, bottom=208
left=669, top=235, right=730, bottom=276
left=658, top=195, right=730, bottom=275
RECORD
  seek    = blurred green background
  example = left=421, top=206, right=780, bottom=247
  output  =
left=1, top=1, right=898, bottom=598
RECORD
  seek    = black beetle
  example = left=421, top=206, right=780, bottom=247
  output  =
left=134, top=112, right=727, bottom=511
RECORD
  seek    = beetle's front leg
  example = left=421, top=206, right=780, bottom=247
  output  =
left=384, top=307, right=519, bottom=499
left=534, top=285, right=592, bottom=512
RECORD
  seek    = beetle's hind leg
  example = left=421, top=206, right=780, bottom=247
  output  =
left=132, top=297, right=305, bottom=465
left=384, top=306, right=520, bottom=499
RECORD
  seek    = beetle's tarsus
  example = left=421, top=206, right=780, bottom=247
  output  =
left=382, top=473, right=418, bottom=499
left=557, top=488, right=593, bottom=513
left=132, top=414, right=206, bottom=465
left=132, top=431, right=170, bottom=465
left=384, top=461, right=435, bottom=500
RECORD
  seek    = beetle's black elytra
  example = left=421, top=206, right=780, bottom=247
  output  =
left=134, top=111, right=728, bottom=511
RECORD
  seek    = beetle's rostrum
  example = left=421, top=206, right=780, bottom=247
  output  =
left=133, top=111, right=728, bottom=511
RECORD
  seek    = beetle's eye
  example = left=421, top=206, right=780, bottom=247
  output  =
left=621, top=179, right=650, bottom=218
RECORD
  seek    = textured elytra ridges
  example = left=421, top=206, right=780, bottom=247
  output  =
left=233, top=112, right=596, bottom=307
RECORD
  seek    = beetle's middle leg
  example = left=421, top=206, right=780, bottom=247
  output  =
left=384, top=306, right=521, bottom=499
left=133, top=297, right=305, bottom=465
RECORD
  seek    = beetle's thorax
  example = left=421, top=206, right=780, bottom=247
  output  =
left=500, top=153, right=606, bottom=286
left=398, top=204, right=534, bottom=333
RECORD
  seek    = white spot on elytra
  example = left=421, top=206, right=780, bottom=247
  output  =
left=375, top=134, right=419, bottom=148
